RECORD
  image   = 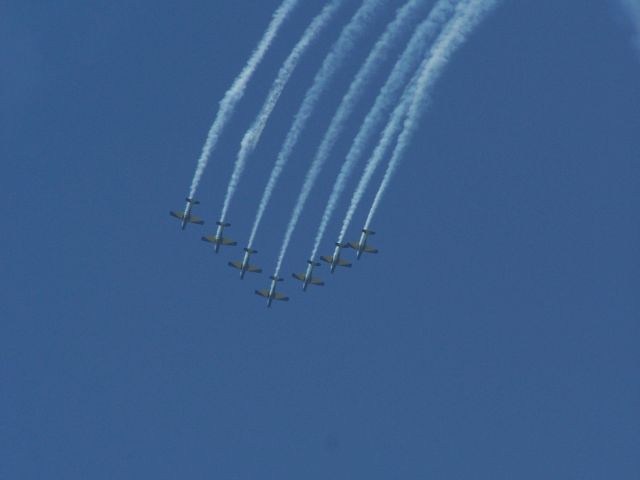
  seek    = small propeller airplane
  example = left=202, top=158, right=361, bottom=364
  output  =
left=348, top=228, right=378, bottom=259
left=170, top=198, right=204, bottom=230
left=228, top=248, right=262, bottom=279
left=255, top=275, right=289, bottom=308
left=292, top=260, right=324, bottom=291
left=201, top=221, right=237, bottom=253
left=320, top=242, right=352, bottom=273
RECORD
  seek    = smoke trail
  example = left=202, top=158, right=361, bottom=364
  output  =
left=272, top=0, right=393, bottom=276
left=219, top=0, right=343, bottom=223
left=312, top=0, right=461, bottom=260
left=248, top=0, right=385, bottom=253
left=619, top=0, right=640, bottom=55
left=188, top=0, right=299, bottom=199
left=366, top=0, right=499, bottom=229
left=289, top=0, right=448, bottom=266
left=338, top=69, right=419, bottom=244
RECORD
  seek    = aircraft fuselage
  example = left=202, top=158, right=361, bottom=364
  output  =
left=329, top=244, right=342, bottom=273
left=180, top=202, right=193, bottom=230
left=302, top=263, right=314, bottom=291
left=266, top=279, right=278, bottom=308
left=213, top=223, right=225, bottom=253
left=355, top=230, right=369, bottom=259
left=239, top=250, right=251, bottom=279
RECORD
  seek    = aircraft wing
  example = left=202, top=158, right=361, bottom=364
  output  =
left=274, top=293, right=289, bottom=301
left=228, top=261, right=243, bottom=270
left=320, top=255, right=333, bottom=264
left=310, top=278, right=324, bottom=286
left=338, top=259, right=352, bottom=267
left=292, top=273, right=305, bottom=282
left=222, top=238, right=237, bottom=246
left=247, top=265, right=262, bottom=273
left=363, top=245, right=378, bottom=253
left=201, top=236, right=218, bottom=244
left=255, top=289, right=270, bottom=298
left=347, top=242, right=360, bottom=249
left=188, top=215, right=204, bottom=225
left=170, top=211, right=185, bottom=219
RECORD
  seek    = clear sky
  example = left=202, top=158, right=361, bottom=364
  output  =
left=2, top=1, right=639, bottom=478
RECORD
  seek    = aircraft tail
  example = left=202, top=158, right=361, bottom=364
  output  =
left=269, top=275, right=284, bottom=282
left=244, top=247, right=258, bottom=254
left=186, top=197, right=200, bottom=204
left=362, top=228, right=375, bottom=235
left=216, top=220, right=231, bottom=227
left=307, top=259, right=321, bottom=267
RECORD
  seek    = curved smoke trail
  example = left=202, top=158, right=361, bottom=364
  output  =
left=281, top=0, right=447, bottom=269
left=248, top=0, right=385, bottom=254
left=312, top=0, right=461, bottom=259
left=619, top=0, right=640, bottom=55
left=188, top=0, right=299, bottom=199
left=365, top=0, right=499, bottom=229
left=338, top=69, right=419, bottom=244
left=219, top=0, right=343, bottom=223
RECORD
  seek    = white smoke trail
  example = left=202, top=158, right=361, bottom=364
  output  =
left=188, top=0, right=299, bottom=199
left=248, top=0, right=385, bottom=253
left=272, top=0, right=390, bottom=276
left=312, top=0, right=461, bottom=259
left=338, top=69, right=419, bottom=244
left=219, top=0, right=343, bottom=223
left=619, top=0, right=640, bottom=55
left=365, top=0, right=499, bottom=229
left=282, top=1, right=444, bottom=266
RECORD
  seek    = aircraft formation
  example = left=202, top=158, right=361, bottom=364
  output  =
left=170, top=198, right=377, bottom=307
left=170, top=1, right=498, bottom=307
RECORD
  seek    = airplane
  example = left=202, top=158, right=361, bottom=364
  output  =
left=320, top=242, right=352, bottom=273
left=228, top=248, right=262, bottom=279
left=292, top=260, right=324, bottom=291
left=255, top=275, right=289, bottom=308
left=170, top=197, right=204, bottom=230
left=348, top=228, right=378, bottom=260
left=201, top=221, right=237, bottom=253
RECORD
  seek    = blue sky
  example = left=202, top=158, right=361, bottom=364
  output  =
left=2, top=1, right=639, bottom=478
